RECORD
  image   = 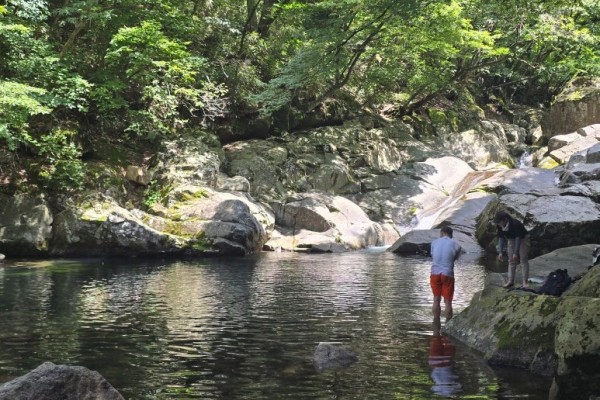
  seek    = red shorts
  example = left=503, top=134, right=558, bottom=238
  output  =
left=430, top=274, right=455, bottom=301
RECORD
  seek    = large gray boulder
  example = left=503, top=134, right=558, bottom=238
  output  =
left=222, top=120, right=433, bottom=204
left=558, top=139, right=600, bottom=185
left=437, top=120, right=513, bottom=168
left=472, top=165, right=600, bottom=257
left=265, top=192, right=396, bottom=252
left=51, top=195, right=185, bottom=257
left=560, top=163, right=600, bottom=185
left=51, top=189, right=272, bottom=257
left=352, top=156, right=475, bottom=231
left=473, top=167, right=558, bottom=195
left=151, top=136, right=224, bottom=188
left=431, top=192, right=496, bottom=236
left=0, top=362, right=124, bottom=400
left=0, top=193, right=53, bottom=257
left=445, top=245, right=600, bottom=400
left=149, top=186, right=273, bottom=255
left=223, top=139, right=289, bottom=200
left=547, top=124, right=600, bottom=165
left=388, top=229, right=483, bottom=263
left=541, top=79, right=600, bottom=138
left=476, top=194, right=600, bottom=258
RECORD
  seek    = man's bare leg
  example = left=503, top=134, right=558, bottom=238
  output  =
left=444, top=298, right=453, bottom=321
left=433, top=295, right=442, bottom=319
left=432, top=316, right=441, bottom=336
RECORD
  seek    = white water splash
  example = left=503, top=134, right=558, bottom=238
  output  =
left=518, top=151, right=532, bottom=168
left=399, top=170, right=499, bottom=233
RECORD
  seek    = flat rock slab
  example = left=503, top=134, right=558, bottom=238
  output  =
left=388, top=229, right=483, bottom=263
left=527, top=244, right=600, bottom=280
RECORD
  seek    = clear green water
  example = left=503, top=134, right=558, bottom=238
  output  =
left=0, top=250, right=551, bottom=399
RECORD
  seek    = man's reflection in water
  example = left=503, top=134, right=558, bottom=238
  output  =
left=429, top=317, right=462, bottom=396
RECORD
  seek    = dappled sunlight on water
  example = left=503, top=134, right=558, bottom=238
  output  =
left=0, top=252, right=551, bottom=399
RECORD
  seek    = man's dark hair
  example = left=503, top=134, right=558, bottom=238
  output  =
left=494, top=211, right=510, bottom=223
left=440, top=226, right=453, bottom=238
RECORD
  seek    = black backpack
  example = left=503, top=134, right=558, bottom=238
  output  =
left=537, top=269, right=572, bottom=296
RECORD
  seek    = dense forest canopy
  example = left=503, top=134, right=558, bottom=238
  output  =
left=0, top=0, right=599, bottom=191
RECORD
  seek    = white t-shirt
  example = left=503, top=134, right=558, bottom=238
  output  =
left=430, top=236, right=461, bottom=277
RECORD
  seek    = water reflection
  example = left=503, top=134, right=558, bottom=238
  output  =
left=428, top=318, right=461, bottom=397
left=0, top=253, right=552, bottom=399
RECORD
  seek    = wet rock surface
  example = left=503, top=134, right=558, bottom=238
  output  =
left=0, top=362, right=124, bottom=400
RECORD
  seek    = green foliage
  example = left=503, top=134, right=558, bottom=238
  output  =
left=102, top=20, right=228, bottom=139
left=250, top=0, right=599, bottom=114
left=6, top=0, right=48, bottom=21
left=0, top=21, right=91, bottom=112
left=0, top=80, right=51, bottom=150
left=467, top=0, right=600, bottom=104
left=144, top=180, right=173, bottom=207
left=250, top=0, right=511, bottom=114
left=0, top=0, right=599, bottom=197
left=105, top=21, right=190, bottom=81
left=34, top=129, right=86, bottom=191
left=0, top=12, right=88, bottom=192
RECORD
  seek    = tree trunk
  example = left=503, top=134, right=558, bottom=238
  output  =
left=257, top=0, right=276, bottom=38
left=246, top=0, right=259, bottom=32
left=59, top=20, right=86, bottom=60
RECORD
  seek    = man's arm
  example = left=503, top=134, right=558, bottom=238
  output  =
left=497, top=236, right=506, bottom=255
left=454, top=243, right=462, bottom=261
left=513, top=237, right=521, bottom=256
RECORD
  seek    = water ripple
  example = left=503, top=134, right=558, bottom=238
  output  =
left=0, top=253, right=552, bottom=399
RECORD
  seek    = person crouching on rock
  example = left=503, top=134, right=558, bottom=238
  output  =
left=430, top=226, right=462, bottom=322
left=494, top=211, right=531, bottom=288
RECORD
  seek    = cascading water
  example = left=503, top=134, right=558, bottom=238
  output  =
left=517, top=151, right=533, bottom=168
left=406, top=170, right=499, bottom=232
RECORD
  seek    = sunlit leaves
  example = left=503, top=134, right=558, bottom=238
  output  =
left=104, top=21, right=228, bottom=138
left=463, top=0, right=600, bottom=103
left=1, top=0, right=599, bottom=149
left=253, top=0, right=511, bottom=114
left=6, top=0, right=48, bottom=22
left=0, top=81, right=50, bottom=150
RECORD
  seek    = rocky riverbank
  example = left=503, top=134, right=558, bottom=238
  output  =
left=445, top=245, right=600, bottom=399
left=1, top=82, right=599, bottom=399
left=387, top=122, right=600, bottom=399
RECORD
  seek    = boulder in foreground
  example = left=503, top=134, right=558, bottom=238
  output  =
left=0, top=362, right=124, bottom=400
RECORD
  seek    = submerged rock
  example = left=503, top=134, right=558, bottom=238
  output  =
left=313, top=342, right=358, bottom=372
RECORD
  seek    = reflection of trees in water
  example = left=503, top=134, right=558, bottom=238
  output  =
left=0, top=255, right=551, bottom=398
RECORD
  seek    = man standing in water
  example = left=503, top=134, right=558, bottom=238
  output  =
left=430, top=226, right=462, bottom=322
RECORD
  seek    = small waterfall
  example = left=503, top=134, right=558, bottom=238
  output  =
left=401, top=170, right=499, bottom=233
left=518, top=151, right=532, bottom=168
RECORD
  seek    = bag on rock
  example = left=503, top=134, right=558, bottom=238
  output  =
left=537, top=269, right=572, bottom=296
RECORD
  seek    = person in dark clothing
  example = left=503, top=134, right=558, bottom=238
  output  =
left=494, top=211, right=530, bottom=288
